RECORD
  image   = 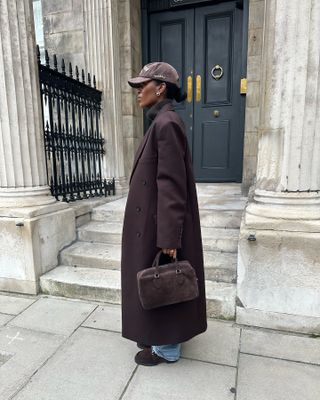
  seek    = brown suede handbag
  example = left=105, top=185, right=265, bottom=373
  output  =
left=136, top=249, right=199, bottom=310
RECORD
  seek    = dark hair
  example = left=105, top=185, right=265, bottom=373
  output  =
left=154, top=80, right=187, bottom=103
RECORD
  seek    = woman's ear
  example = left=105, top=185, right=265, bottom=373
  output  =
left=158, top=82, right=167, bottom=95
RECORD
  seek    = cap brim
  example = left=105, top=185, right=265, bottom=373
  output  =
left=128, top=76, right=152, bottom=88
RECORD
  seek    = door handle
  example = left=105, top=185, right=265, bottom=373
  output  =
left=187, top=75, right=192, bottom=103
left=196, top=75, right=201, bottom=102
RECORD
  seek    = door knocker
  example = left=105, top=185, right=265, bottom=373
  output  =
left=211, top=65, right=224, bottom=80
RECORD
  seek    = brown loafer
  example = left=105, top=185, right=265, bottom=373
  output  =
left=137, top=342, right=151, bottom=350
left=134, top=348, right=179, bottom=366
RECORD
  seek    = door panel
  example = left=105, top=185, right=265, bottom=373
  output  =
left=205, top=13, right=232, bottom=104
left=149, top=9, right=194, bottom=147
left=202, top=120, right=231, bottom=168
left=194, top=1, right=244, bottom=181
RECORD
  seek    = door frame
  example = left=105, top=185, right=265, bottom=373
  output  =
left=140, top=0, right=249, bottom=183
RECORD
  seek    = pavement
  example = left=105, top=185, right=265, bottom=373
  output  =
left=0, top=292, right=319, bottom=400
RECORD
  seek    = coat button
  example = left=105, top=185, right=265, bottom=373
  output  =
left=136, top=232, right=141, bottom=237
left=142, top=180, right=146, bottom=185
left=136, top=206, right=141, bottom=212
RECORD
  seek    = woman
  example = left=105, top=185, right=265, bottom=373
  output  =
left=121, top=62, right=207, bottom=366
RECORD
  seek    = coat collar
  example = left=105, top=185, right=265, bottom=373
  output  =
left=146, top=99, right=174, bottom=121
left=129, top=100, right=175, bottom=185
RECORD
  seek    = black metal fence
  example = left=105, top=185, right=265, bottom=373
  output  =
left=37, top=45, right=115, bottom=202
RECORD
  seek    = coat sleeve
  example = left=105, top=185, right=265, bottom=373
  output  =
left=155, top=119, right=187, bottom=249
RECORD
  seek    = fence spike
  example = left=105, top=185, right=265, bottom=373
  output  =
left=53, top=54, right=58, bottom=71
left=45, top=50, right=50, bottom=67
left=88, top=72, right=91, bottom=86
left=75, top=65, right=79, bottom=81
left=36, top=45, right=41, bottom=64
left=81, top=69, right=85, bottom=83
left=61, top=58, right=66, bottom=75
left=69, top=62, right=73, bottom=78
left=93, top=75, right=96, bottom=88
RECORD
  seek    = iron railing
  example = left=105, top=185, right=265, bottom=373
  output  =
left=37, top=45, right=115, bottom=202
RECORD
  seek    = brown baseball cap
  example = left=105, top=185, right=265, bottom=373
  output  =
left=128, top=62, right=180, bottom=88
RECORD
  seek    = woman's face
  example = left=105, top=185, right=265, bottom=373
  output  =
left=135, top=80, right=166, bottom=108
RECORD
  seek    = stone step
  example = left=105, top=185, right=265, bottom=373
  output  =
left=196, top=182, right=242, bottom=197
left=199, top=209, right=242, bottom=228
left=77, top=221, right=123, bottom=244
left=197, top=196, right=247, bottom=209
left=77, top=221, right=239, bottom=253
left=91, top=195, right=246, bottom=229
left=59, top=241, right=237, bottom=283
left=39, top=265, right=236, bottom=319
left=91, top=197, right=126, bottom=223
left=59, top=241, right=122, bottom=270
left=40, top=265, right=121, bottom=304
left=92, top=207, right=243, bottom=229
left=204, top=251, right=237, bottom=283
left=205, top=280, right=236, bottom=319
left=201, top=227, right=239, bottom=252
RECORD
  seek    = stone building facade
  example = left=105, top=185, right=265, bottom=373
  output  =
left=0, top=0, right=319, bottom=334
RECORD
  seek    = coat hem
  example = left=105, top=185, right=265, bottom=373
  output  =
left=121, top=322, right=208, bottom=346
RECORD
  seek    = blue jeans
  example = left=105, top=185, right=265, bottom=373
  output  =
left=151, top=343, right=181, bottom=361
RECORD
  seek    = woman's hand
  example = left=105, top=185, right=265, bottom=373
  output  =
left=162, top=248, right=177, bottom=259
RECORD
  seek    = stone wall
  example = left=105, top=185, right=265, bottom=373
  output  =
left=242, top=0, right=265, bottom=193
left=42, top=0, right=85, bottom=68
left=118, top=0, right=144, bottom=180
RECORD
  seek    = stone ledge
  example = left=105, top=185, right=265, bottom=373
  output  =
left=236, top=307, right=320, bottom=335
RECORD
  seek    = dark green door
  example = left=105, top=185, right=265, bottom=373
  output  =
left=149, top=1, right=245, bottom=182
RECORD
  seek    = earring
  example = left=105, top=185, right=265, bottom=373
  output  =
left=155, top=91, right=160, bottom=96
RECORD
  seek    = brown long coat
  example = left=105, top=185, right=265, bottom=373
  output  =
left=121, top=100, right=207, bottom=345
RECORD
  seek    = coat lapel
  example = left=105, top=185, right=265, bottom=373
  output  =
left=129, top=103, right=175, bottom=185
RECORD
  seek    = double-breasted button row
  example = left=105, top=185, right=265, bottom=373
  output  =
left=136, top=232, right=141, bottom=237
left=136, top=206, right=141, bottom=212
left=142, top=180, right=147, bottom=185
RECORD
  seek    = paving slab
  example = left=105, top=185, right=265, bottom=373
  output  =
left=0, top=313, right=14, bottom=326
left=182, top=319, right=240, bottom=366
left=8, top=297, right=96, bottom=336
left=0, top=294, right=36, bottom=314
left=241, top=328, right=320, bottom=365
left=0, top=325, right=65, bottom=399
left=81, top=303, right=122, bottom=333
left=122, top=358, right=236, bottom=400
left=237, top=353, right=320, bottom=400
left=12, top=328, right=137, bottom=400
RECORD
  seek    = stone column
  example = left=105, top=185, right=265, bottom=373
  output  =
left=0, top=0, right=75, bottom=294
left=83, top=0, right=128, bottom=194
left=237, top=0, right=320, bottom=334
left=0, top=0, right=54, bottom=207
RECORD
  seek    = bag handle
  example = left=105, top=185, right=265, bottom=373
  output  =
left=152, top=250, right=177, bottom=267
left=152, top=250, right=181, bottom=278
